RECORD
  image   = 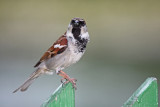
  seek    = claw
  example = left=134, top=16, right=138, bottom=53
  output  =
left=61, top=78, right=77, bottom=89
left=58, top=70, right=77, bottom=90
left=61, top=78, right=66, bottom=83
left=68, top=78, right=77, bottom=90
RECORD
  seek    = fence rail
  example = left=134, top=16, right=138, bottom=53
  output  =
left=41, top=83, right=75, bottom=107
left=122, top=77, right=158, bottom=107
left=42, top=77, right=158, bottom=107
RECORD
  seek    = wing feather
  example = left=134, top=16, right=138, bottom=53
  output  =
left=34, top=34, right=68, bottom=67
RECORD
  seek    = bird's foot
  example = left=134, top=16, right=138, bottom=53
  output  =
left=61, top=78, right=77, bottom=90
left=58, top=70, right=77, bottom=89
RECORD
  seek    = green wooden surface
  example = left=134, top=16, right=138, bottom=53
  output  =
left=122, top=77, right=158, bottom=107
left=41, top=83, right=75, bottom=107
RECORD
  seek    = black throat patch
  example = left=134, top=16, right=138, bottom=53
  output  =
left=72, top=28, right=81, bottom=41
left=72, top=27, right=88, bottom=52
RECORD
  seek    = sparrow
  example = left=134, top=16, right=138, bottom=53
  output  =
left=13, top=18, right=90, bottom=93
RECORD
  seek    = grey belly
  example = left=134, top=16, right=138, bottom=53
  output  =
left=45, top=48, right=83, bottom=71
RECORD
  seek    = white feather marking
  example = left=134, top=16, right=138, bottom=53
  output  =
left=45, top=71, right=54, bottom=75
left=54, top=44, right=66, bottom=48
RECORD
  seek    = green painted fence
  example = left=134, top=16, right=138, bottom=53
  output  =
left=122, top=77, right=158, bottom=107
left=42, top=77, right=158, bottom=107
left=41, top=83, right=75, bottom=107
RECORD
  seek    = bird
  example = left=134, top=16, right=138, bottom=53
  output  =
left=13, top=18, right=90, bottom=93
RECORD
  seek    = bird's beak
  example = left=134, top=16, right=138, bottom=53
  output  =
left=74, top=20, right=79, bottom=26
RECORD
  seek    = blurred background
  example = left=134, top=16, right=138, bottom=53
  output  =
left=0, top=0, right=160, bottom=107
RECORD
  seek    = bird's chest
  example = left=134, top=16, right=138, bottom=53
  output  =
left=67, top=43, right=84, bottom=64
left=61, top=43, right=83, bottom=67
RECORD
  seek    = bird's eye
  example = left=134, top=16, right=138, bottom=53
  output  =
left=80, top=21, right=85, bottom=26
left=71, top=20, right=75, bottom=24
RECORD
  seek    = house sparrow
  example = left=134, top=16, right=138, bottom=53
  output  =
left=13, top=18, right=90, bottom=93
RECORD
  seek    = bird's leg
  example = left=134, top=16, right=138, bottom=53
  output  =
left=57, top=70, right=77, bottom=89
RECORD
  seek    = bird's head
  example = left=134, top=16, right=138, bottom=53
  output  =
left=67, top=17, right=88, bottom=36
left=67, top=18, right=89, bottom=44
left=70, top=18, right=86, bottom=28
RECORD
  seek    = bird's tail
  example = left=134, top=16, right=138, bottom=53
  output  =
left=13, top=68, right=44, bottom=93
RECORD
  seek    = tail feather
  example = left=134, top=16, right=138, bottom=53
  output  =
left=13, top=68, right=43, bottom=93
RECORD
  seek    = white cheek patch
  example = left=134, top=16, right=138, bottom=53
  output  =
left=54, top=44, right=66, bottom=49
left=81, top=32, right=89, bottom=40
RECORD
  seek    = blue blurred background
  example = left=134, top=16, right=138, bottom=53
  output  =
left=0, top=0, right=160, bottom=107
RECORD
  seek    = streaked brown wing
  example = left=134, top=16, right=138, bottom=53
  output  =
left=34, top=35, right=68, bottom=67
